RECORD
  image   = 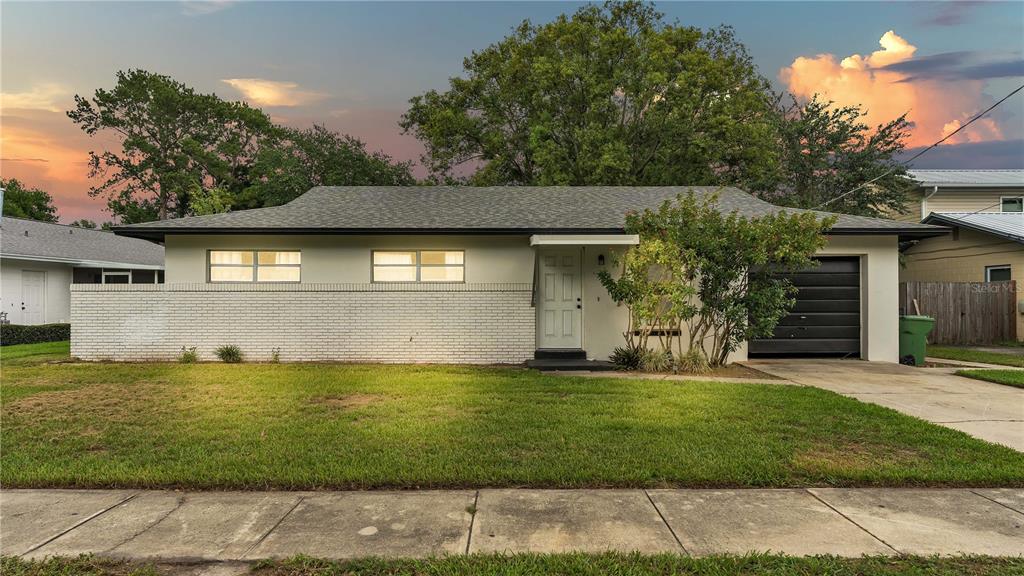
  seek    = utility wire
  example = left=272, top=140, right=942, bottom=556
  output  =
left=815, top=82, right=1024, bottom=210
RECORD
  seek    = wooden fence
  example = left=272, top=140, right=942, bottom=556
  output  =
left=899, top=281, right=1017, bottom=345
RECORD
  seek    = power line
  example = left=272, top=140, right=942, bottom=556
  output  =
left=815, top=82, right=1024, bottom=210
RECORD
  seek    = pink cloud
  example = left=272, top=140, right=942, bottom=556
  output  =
left=780, top=30, right=1006, bottom=148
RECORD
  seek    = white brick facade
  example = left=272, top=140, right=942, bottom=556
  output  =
left=71, top=283, right=535, bottom=363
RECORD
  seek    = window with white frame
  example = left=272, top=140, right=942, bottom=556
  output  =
left=372, top=250, right=464, bottom=282
left=1000, top=197, right=1023, bottom=213
left=208, top=250, right=301, bottom=283
left=986, top=265, right=1011, bottom=282
left=102, top=270, right=131, bottom=284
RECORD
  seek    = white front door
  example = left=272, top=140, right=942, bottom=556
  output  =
left=537, top=248, right=583, bottom=349
left=21, top=271, right=46, bottom=325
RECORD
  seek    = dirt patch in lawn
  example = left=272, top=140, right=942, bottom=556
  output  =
left=312, top=393, right=386, bottom=410
left=4, top=383, right=169, bottom=420
left=793, top=441, right=926, bottom=474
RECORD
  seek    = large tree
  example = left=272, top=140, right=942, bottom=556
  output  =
left=237, top=125, right=416, bottom=209
left=68, top=69, right=277, bottom=222
left=764, top=96, right=913, bottom=217
left=1, top=178, right=59, bottom=222
left=400, top=1, right=779, bottom=189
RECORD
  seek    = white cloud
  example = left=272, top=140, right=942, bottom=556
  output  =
left=0, top=83, right=68, bottom=113
left=221, top=78, right=327, bottom=107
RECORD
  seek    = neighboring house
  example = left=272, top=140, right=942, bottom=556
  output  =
left=73, top=186, right=943, bottom=364
left=894, top=169, right=1024, bottom=222
left=1, top=217, right=165, bottom=325
left=899, top=170, right=1024, bottom=338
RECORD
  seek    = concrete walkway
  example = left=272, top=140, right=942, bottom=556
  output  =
left=745, top=359, right=1024, bottom=451
left=2, top=488, right=1022, bottom=561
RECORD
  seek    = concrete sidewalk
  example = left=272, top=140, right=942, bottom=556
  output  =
left=2, top=488, right=1021, bottom=561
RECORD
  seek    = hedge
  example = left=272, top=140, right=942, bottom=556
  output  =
left=0, top=323, right=71, bottom=346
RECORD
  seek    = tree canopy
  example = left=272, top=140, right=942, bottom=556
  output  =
left=401, top=1, right=779, bottom=189
left=69, top=70, right=414, bottom=223
left=402, top=1, right=912, bottom=216
left=1, top=178, right=59, bottom=222
left=766, top=96, right=914, bottom=217
left=236, top=125, right=415, bottom=209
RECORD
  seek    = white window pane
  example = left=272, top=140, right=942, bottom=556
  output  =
left=258, top=251, right=301, bottom=265
left=374, top=266, right=417, bottom=281
left=374, top=251, right=417, bottom=265
left=421, top=266, right=464, bottom=282
left=1001, top=198, right=1023, bottom=213
left=421, top=251, right=464, bottom=265
left=257, top=266, right=300, bottom=282
left=210, top=251, right=253, bottom=265
left=210, top=266, right=254, bottom=282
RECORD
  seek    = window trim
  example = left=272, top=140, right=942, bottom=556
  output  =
left=207, top=249, right=302, bottom=284
left=1000, top=196, right=1023, bottom=213
left=985, top=264, right=1012, bottom=282
left=371, top=249, right=466, bottom=283
left=101, top=269, right=132, bottom=285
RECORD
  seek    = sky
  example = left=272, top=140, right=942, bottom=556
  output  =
left=2, top=1, right=1023, bottom=223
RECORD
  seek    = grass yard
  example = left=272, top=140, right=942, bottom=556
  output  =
left=3, top=554, right=1023, bottom=576
left=929, top=345, right=1024, bottom=368
left=956, top=369, right=1024, bottom=389
left=2, top=342, right=1023, bottom=489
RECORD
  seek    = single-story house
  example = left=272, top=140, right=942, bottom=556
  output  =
left=73, top=186, right=944, bottom=364
left=1, top=216, right=165, bottom=325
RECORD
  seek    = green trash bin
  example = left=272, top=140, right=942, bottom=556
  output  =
left=899, top=315, right=935, bottom=366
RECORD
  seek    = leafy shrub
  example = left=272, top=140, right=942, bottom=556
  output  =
left=640, top=349, right=674, bottom=372
left=270, top=348, right=281, bottom=363
left=178, top=346, right=198, bottom=363
left=215, top=345, right=243, bottom=363
left=0, top=323, right=71, bottom=346
left=610, top=346, right=644, bottom=370
left=676, top=349, right=711, bottom=375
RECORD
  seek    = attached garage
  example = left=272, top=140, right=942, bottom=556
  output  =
left=749, top=257, right=861, bottom=357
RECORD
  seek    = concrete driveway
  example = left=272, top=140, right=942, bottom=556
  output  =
left=745, top=359, right=1024, bottom=451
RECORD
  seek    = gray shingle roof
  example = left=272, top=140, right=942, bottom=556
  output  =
left=115, top=186, right=946, bottom=240
left=909, top=170, right=1024, bottom=188
left=924, top=212, right=1024, bottom=244
left=1, top=217, right=164, bottom=268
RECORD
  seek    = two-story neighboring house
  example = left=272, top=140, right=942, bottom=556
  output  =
left=899, top=169, right=1024, bottom=340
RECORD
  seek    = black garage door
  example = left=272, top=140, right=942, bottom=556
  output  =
left=748, top=257, right=861, bottom=357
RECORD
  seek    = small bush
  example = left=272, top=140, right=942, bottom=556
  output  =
left=270, top=348, right=281, bottom=363
left=610, top=345, right=645, bottom=370
left=178, top=346, right=198, bottom=363
left=676, top=349, right=712, bottom=374
left=640, top=348, right=674, bottom=372
left=215, top=345, right=243, bottom=363
left=0, top=323, right=71, bottom=346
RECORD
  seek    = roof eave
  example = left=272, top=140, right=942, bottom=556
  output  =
left=114, top=225, right=948, bottom=243
left=921, top=214, right=1024, bottom=244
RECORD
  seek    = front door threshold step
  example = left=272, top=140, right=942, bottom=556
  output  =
left=525, top=358, right=617, bottom=371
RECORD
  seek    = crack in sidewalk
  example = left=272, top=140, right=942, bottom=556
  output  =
left=21, top=492, right=140, bottom=557
left=804, top=490, right=900, bottom=555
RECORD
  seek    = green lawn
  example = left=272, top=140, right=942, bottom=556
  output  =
left=1, top=340, right=70, bottom=365
left=3, top=342, right=1023, bottom=489
left=929, top=346, right=1024, bottom=368
left=956, top=369, right=1024, bottom=389
left=4, top=554, right=1023, bottom=576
